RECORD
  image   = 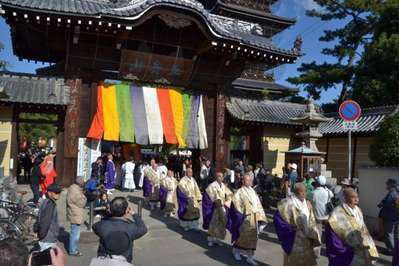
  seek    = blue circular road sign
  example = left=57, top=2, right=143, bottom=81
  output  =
left=339, top=100, right=362, bottom=122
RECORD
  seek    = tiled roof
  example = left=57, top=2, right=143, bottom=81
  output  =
left=320, top=106, right=399, bottom=136
left=227, top=97, right=399, bottom=135
left=232, top=78, right=297, bottom=92
left=0, top=72, right=70, bottom=106
left=0, top=0, right=299, bottom=57
left=226, top=97, right=306, bottom=125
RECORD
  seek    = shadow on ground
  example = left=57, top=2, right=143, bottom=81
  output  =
left=127, top=195, right=270, bottom=266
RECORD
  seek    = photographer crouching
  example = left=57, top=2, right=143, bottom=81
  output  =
left=90, top=197, right=147, bottom=266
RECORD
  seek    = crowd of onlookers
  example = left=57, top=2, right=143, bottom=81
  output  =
left=6, top=150, right=398, bottom=265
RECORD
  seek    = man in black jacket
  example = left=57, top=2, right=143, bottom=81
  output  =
left=93, top=197, right=147, bottom=263
left=37, top=183, right=62, bottom=251
left=30, top=156, right=44, bottom=205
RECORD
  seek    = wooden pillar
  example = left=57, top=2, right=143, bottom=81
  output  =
left=56, top=109, right=65, bottom=186
left=352, top=136, right=358, bottom=178
left=249, top=124, right=262, bottom=164
left=214, top=92, right=229, bottom=172
left=61, top=79, right=82, bottom=187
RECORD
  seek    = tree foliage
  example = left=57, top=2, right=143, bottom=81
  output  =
left=288, top=0, right=379, bottom=103
left=18, top=113, right=57, bottom=146
left=289, top=0, right=399, bottom=107
left=370, top=112, right=399, bottom=166
left=352, top=1, right=399, bottom=106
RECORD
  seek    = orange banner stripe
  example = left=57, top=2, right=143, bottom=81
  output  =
left=87, top=82, right=104, bottom=139
left=157, top=88, right=178, bottom=144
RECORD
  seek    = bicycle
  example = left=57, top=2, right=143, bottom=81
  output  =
left=0, top=197, right=38, bottom=244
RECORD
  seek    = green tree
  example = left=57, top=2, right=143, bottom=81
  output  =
left=288, top=0, right=379, bottom=103
left=352, top=1, right=399, bottom=107
left=370, top=112, right=399, bottom=166
left=18, top=113, right=57, bottom=146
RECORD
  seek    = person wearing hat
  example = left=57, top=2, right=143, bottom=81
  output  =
left=333, top=178, right=351, bottom=205
left=378, top=178, right=399, bottom=255
left=36, top=183, right=62, bottom=251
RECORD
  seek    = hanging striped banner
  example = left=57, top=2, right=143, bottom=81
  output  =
left=143, top=86, right=164, bottom=145
left=102, top=84, right=120, bottom=141
left=87, top=82, right=208, bottom=149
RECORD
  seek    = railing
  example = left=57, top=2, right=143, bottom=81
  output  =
left=240, top=62, right=275, bottom=82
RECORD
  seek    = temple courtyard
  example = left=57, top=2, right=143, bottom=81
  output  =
left=17, top=185, right=391, bottom=266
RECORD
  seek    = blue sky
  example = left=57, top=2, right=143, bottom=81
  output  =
left=0, top=0, right=345, bottom=103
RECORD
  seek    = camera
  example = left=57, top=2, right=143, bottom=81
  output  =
left=30, top=248, right=55, bottom=266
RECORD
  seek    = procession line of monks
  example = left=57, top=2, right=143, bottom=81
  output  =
left=142, top=160, right=392, bottom=266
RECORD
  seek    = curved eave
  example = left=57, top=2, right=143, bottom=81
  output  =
left=0, top=1, right=300, bottom=58
left=217, top=1, right=296, bottom=27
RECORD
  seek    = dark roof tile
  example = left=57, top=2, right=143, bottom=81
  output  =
left=227, top=97, right=398, bottom=135
left=0, top=0, right=299, bottom=57
left=0, top=72, right=70, bottom=106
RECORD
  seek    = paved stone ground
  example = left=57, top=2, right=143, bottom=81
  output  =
left=18, top=185, right=393, bottom=266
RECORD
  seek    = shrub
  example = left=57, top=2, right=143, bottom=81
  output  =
left=370, top=112, right=399, bottom=166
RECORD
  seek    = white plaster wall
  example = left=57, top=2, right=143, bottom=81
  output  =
left=358, top=167, right=399, bottom=219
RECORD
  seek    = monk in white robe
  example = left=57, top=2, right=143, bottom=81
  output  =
left=274, top=183, right=321, bottom=266
left=228, top=174, right=267, bottom=266
left=326, top=188, right=379, bottom=266
left=143, top=163, right=161, bottom=210
left=177, top=168, right=202, bottom=231
left=202, top=172, right=233, bottom=247
left=159, top=170, right=178, bottom=217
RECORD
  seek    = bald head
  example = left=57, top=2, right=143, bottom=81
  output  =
left=186, top=168, right=193, bottom=178
left=215, top=172, right=223, bottom=184
left=243, top=174, right=252, bottom=187
left=343, top=188, right=359, bottom=208
left=294, top=183, right=306, bottom=201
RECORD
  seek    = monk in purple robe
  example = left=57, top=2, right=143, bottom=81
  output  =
left=274, top=183, right=321, bottom=266
left=105, top=154, right=116, bottom=194
left=177, top=168, right=202, bottom=231
left=228, top=174, right=267, bottom=266
left=326, top=188, right=378, bottom=266
left=202, top=172, right=232, bottom=247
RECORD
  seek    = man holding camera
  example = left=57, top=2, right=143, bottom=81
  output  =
left=92, top=197, right=147, bottom=264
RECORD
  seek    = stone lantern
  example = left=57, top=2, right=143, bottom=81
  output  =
left=285, top=97, right=332, bottom=178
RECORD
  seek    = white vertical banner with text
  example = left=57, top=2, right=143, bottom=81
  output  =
left=77, top=138, right=101, bottom=181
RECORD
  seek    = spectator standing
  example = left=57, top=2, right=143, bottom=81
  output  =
left=30, top=156, right=44, bottom=205
left=133, top=161, right=143, bottom=189
left=235, top=160, right=245, bottom=177
left=93, top=197, right=147, bottom=263
left=122, top=158, right=136, bottom=192
left=66, top=177, right=87, bottom=256
left=91, top=157, right=103, bottom=181
left=311, top=175, right=333, bottom=256
left=200, top=159, right=211, bottom=191
left=378, top=178, right=399, bottom=255
left=333, top=178, right=351, bottom=205
left=36, top=183, right=62, bottom=251
left=303, top=168, right=316, bottom=200
left=288, top=163, right=298, bottom=189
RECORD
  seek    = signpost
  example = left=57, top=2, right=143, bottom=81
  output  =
left=339, top=100, right=362, bottom=181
